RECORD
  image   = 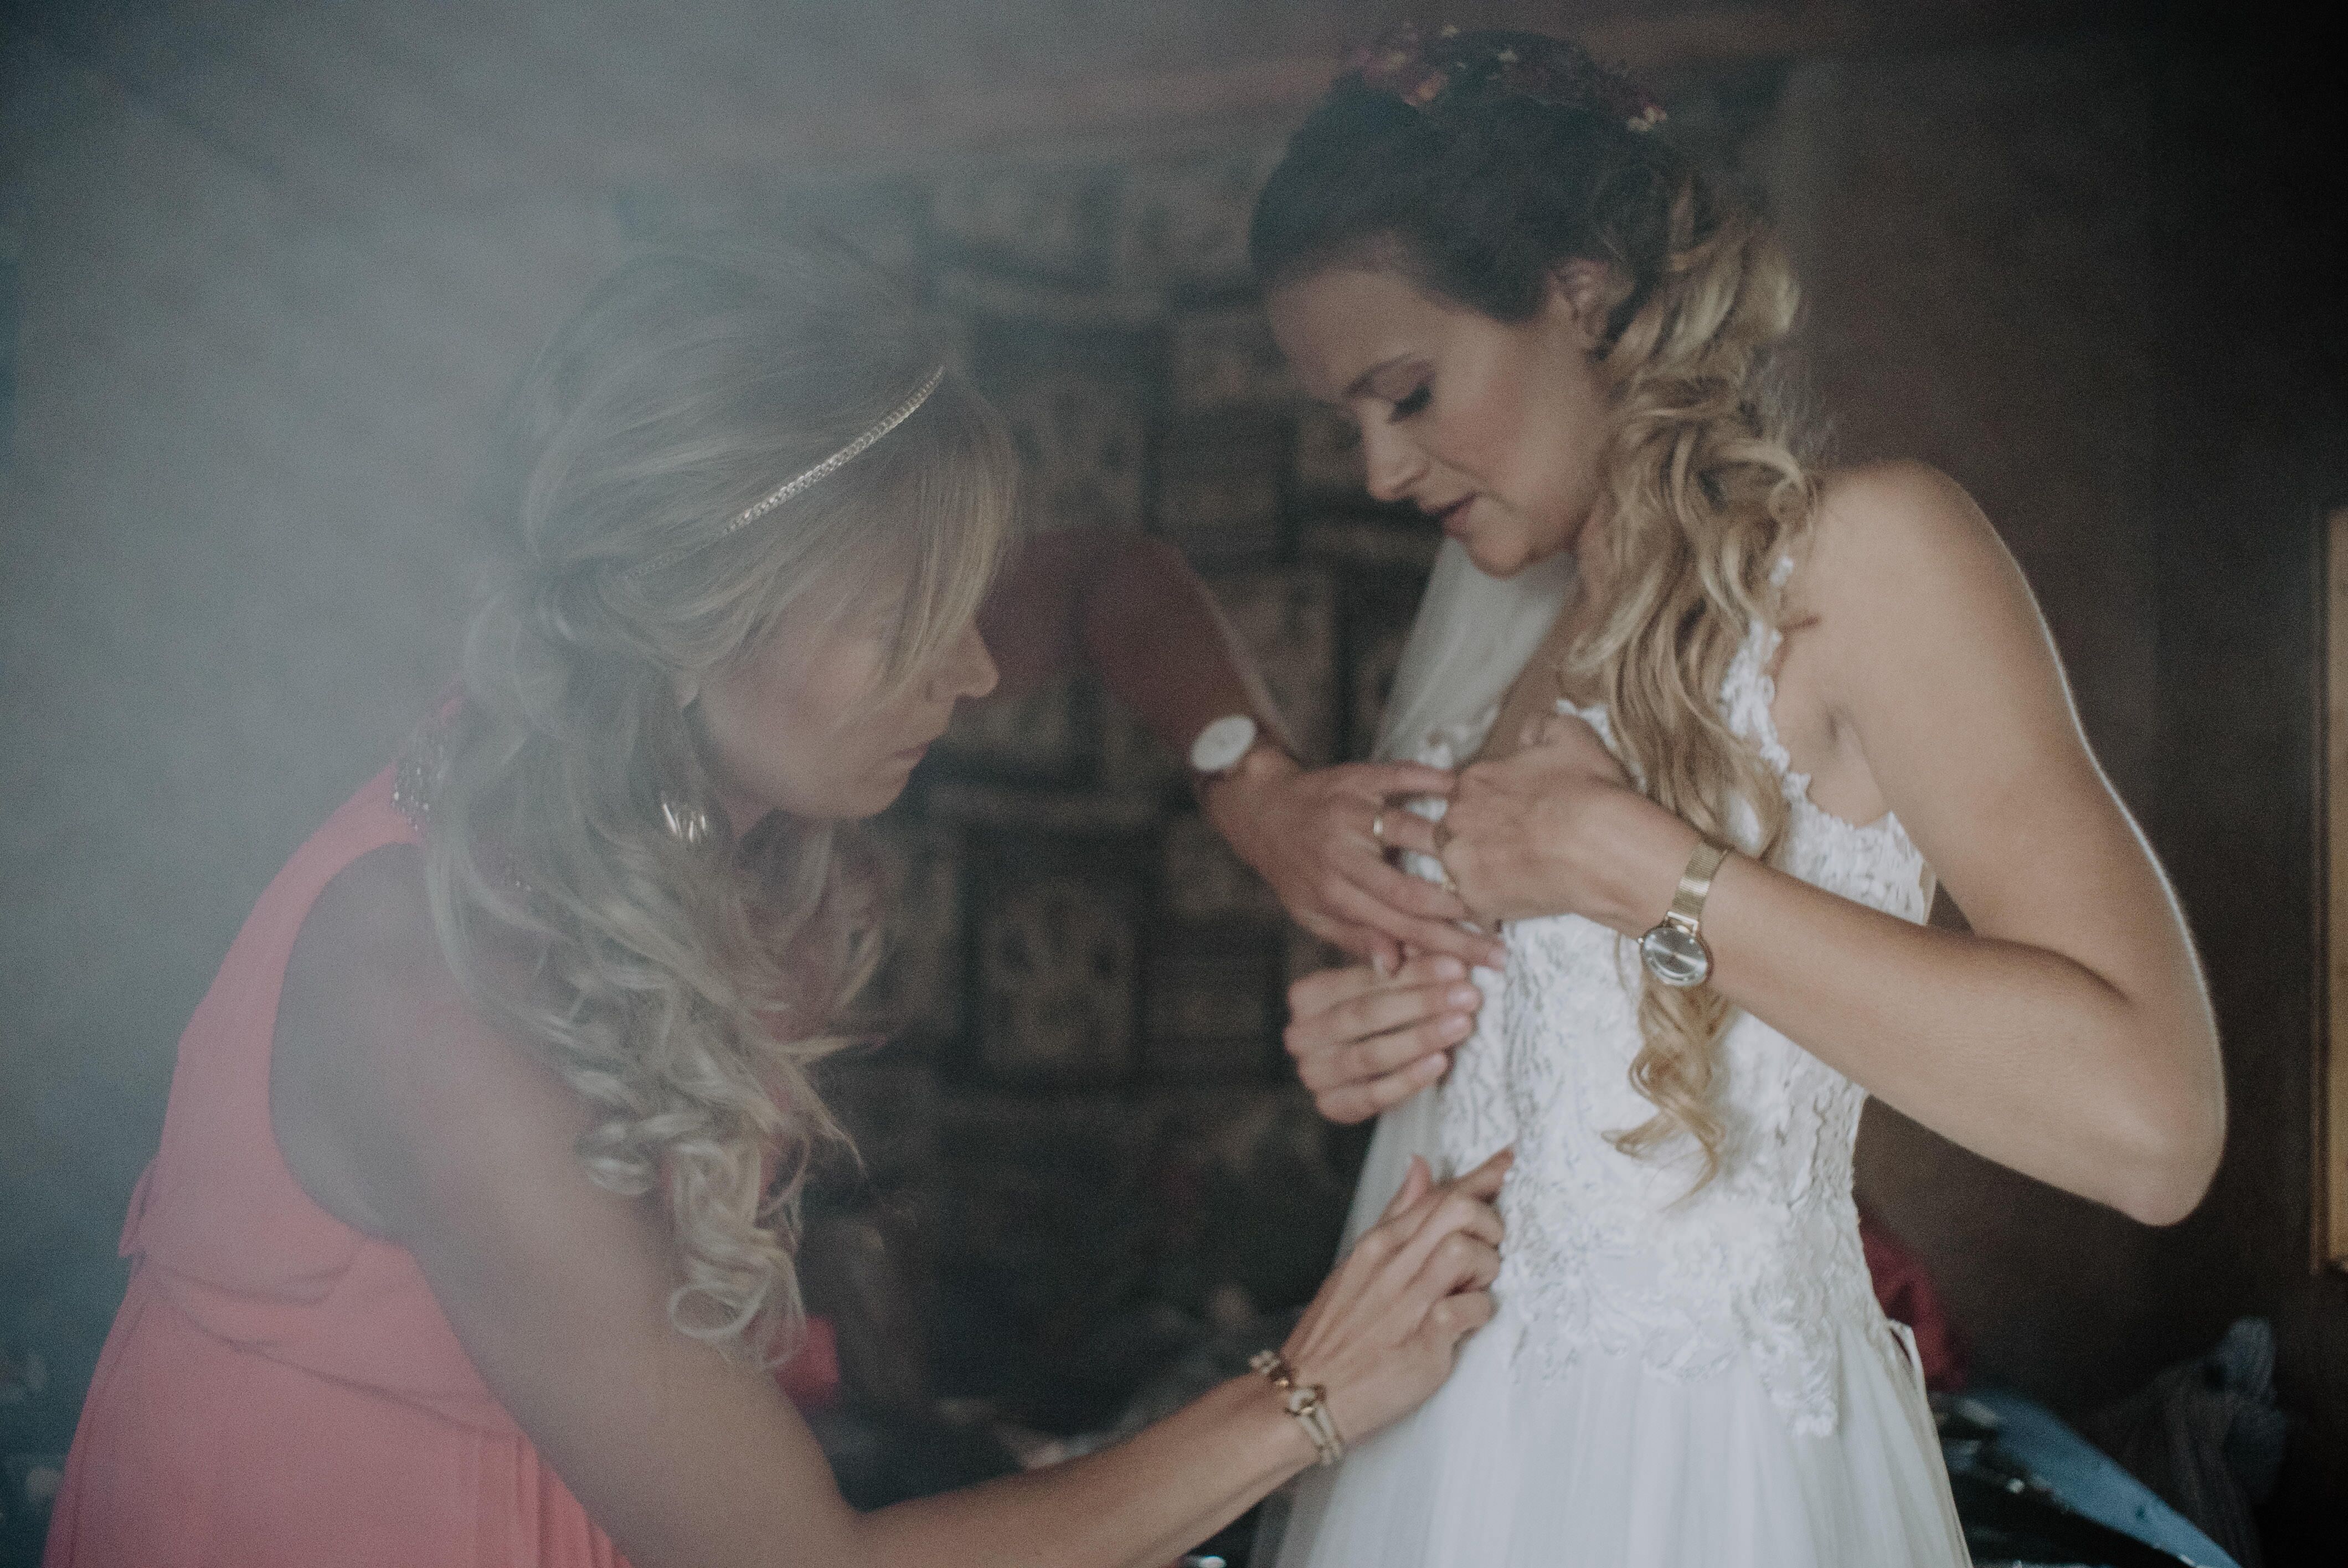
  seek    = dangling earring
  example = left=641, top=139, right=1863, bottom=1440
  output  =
left=660, top=795, right=713, bottom=848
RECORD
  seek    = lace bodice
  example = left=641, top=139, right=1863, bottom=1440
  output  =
left=1410, top=598, right=1932, bottom=1437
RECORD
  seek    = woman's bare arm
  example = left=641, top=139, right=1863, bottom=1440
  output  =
left=1434, top=462, right=2222, bottom=1224
left=270, top=845, right=1504, bottom=1568
left=979, top=529, right=1501, bottom=969
left=979, top=528, right=1286, bottom=759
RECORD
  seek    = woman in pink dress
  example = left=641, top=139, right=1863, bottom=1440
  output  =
left=43, top=238, right=1510, bottom=1568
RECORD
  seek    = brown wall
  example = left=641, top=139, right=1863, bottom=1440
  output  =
left=2144, top=18, right=2348, bottom=1548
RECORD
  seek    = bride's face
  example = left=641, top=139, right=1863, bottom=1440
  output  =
left=1268, top=263, right=1616, bottom=578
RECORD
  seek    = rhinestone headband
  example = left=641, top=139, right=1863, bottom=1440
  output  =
left=723, top=365, right=946, bottom=537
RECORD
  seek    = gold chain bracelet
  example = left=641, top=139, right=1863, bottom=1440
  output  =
left=1249, top=1349, right=1347, bottom=1466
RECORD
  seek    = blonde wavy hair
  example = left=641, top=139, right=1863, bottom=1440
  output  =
left=415, top=239, right=1013, bottom=1353
left=1253, top=31, right=1819, bottom=1187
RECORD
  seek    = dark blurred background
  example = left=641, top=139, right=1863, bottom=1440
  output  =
left=2, top=1, right=2342, bottom=1561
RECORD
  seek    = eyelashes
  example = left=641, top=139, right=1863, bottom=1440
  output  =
left=1389, top=383, right=1432, bottom=420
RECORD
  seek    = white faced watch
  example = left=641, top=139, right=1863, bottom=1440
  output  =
left=1187, top=713, right=1260, bottom=779
left=1639, top=839, right=1732, bottom=988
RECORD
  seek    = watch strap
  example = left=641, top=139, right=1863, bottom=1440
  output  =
left=1664, top=839, right=1732, bottom=935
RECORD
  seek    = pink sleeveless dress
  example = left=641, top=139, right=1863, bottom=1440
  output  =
left=44, top=766, right=629, bottom=1567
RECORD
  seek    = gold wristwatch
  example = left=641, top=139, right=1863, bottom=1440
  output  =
left=1638, top=838, right=1731, bottom=988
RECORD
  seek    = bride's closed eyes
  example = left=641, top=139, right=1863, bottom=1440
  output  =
left=1309, top=374, right=1430, bottom=432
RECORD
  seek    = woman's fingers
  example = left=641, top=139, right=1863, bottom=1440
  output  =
left=1326, top=976, right=1480, bottom=1041
left=1375, top=1153, right=1511, bottom=1283
left=1289, top=953, right=1457, bottom=1025
left=1369, top=810, right=1443, bottom=859
left=1287, top=957, right=1486, bottom=1121
left=1337, top=845, right=1506, bottom=970
left=1311, top=1056, right=1449, bottom=1125
left=1321, top=873, right=1492, bottom=967
left=1348, top=857, right=1470, bottom=922
left=1287, top=961, right=1396, bottom=1018
left=1260, top=755, right=1497, bottom=971
left=1417, top=1234, right=1502, bottom=1297
left=1382, top=1147, right=1510, bottom=1216
left=1405, top=1185, right=1506, bottom=1254
left=1302, top=1014, right=1468, bottom=1098
left=1279, top=1147, right=1507, bottom=1440
left=1297, top=910, right=1404, bottom=974
left=1293, top=976, right=1477, bottom=1060
left=1378, top=1155, right=1433, bottom=1223
left=1331, top=1012, right=1474, bottom=1092
left=1347, top=855, right=1474, bottom=926
left=1330, top=886, right=1499, bottom=969
left=1449, top=1147, right=1515, bottom=1202
left=1423, top=1287, right=1497, bottom=1346
left=1391, top=951, right=1470, bottom=987
left=1342, top=761, right=1458, bottom=801
left=1288, top=998, right=1476, bottom=1096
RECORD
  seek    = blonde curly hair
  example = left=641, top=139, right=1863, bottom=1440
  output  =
left=416, top=239, right=1013, bottom=1353
left=1253, top=32, right=1818, bottom=1188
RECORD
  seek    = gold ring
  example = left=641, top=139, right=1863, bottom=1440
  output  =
left=1370, top=808, right=1387, bottom=847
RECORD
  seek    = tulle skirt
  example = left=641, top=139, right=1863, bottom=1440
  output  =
left=1267, top=1302, right=1971, bottom=1568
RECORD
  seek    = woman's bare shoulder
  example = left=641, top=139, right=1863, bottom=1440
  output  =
left=1799, top=459, right=2012, bottom=586
left=1785, top=460, right=2038, bottom=656
left=279, top=842, right=461, bottom=1065
left=274, top=843, right=583, bottom=1242
left=292, top=841, right=438, bottom=978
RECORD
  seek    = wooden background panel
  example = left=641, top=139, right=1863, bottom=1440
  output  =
left=2324, top=507, right=2348, bottom=1271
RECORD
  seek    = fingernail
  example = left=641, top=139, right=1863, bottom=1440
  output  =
left=1443, top=1013, right=1472, bottom=1037
left=1448, top=986, right=1480, bottom=1007
left=1432, top=956, right=1465, bottom=979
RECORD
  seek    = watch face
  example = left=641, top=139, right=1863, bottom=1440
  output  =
left=1640, top=922, right=1711, bottom=988
left=1188, top=713, right=1258, bottom=775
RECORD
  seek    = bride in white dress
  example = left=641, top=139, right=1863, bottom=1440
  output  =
left=1239, top=25, right=2225, bottom=1567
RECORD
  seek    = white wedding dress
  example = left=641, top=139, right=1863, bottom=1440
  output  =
left=1265, top=545, right=1971, bottom=1568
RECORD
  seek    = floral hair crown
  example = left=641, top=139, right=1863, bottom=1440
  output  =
left=1346, top=23, right=1666, bottom=134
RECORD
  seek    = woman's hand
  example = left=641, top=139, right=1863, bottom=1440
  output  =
left=982, top=529, right=1502, bottom=972
left=1439, top=710, right=1692, bottom=931
left=1203, top=749, right=1508, bottom=972
left=1284, top=954, right=1485, bottom=1125
left=1279, top=1149, right=1510, bottom=1448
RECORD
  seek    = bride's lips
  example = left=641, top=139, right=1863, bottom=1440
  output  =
left=1428, top=497, right=1474, bottom=537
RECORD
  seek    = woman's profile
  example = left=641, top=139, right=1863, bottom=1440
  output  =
left=42, top=237, right=1511, bottom=1568
left=1253, top=26, right=2223, bottom=1567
